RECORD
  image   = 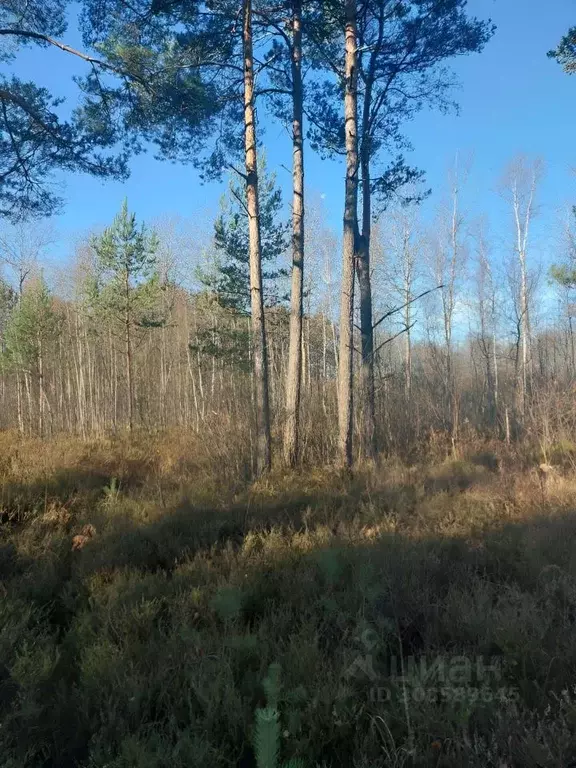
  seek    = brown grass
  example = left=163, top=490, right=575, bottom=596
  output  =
left=2, top=431, right=576, bottom=767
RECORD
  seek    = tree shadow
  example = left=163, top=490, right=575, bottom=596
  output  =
left=3, top=467, right=576, bottom=767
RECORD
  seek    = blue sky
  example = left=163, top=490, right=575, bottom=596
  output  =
left=4, top=0, right=576, bottom=274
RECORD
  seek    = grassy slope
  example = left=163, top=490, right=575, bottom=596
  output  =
left=1, top=431, right=576, bottom=767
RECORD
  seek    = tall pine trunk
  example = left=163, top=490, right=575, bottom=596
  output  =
left=243, top=0, right=271, bottom=474
left=283, top=0, right=305, bottom=467
left=338, top=0, right=359, bottom=469
left=354, top=5, right=384, bottom=459
left=357, top=148, right=375, bottom=458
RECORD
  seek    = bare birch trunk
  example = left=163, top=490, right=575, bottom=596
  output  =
left=404, top=290, right=412, bottom=402
left=16, top=370, right=23, bottom=435
left=124, top=268, right=134, bottom=432
left=401, top=224, right=414, bottom=403
left=24, top=370, right=32, bottom=435
left=504, top=158, right=541, bottom=420
left=37, top=332, right=44, bottom=438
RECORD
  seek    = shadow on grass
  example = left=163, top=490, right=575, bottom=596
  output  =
left=2, top=465, right=576, bottom=767
left=0, top=467, right=152, bottom=528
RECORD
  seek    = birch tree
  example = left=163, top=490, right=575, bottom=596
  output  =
left=427, top=159, right=469, bottom=442
left=3, top=276, right=60, bottom=436
left=473, top=220, right=499, bottom=430
left=500, top=156, right=544, bottom=418
left=387, top=208, right=423, bottom=403
left=550, top=206, right=576, bottom=378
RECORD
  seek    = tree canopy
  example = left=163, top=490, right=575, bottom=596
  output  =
left=0, top=1, right=130, bottom=220
left=549, top=25, right=576, bottom=74
left=308, top=0, right=494, bottom=209
left=0, top=0, right=228, bottom=222
left=199, top=160, right=289, bottom=314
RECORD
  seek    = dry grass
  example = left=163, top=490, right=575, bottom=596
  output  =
left=2, top=431, right=576, bottom=767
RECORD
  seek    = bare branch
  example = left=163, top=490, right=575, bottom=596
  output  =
left=370, top=284, right=444, bottom=332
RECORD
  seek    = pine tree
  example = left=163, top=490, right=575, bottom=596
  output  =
left=0, top=1, right=131, bottom=220
left=88, top=200, right=165, bottom=432
left=551, top=208, right=576, bottom=289
left=549, top=26, right=576, bottom=74
left=309, top=0, right=494, bottom=463
left=82, top=0, right=285, bottom=473
left=199, top=161, right=289, bottom=315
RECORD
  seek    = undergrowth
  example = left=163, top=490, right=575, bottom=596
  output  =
left=1, top=430, right=576, bottom=767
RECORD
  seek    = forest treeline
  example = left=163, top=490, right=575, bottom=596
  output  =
left=2, top=165, right=576, bottom=468
left=0, top=1, right=575, bottom=471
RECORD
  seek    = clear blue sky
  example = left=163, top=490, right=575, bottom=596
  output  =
left=6, top=0, right=576, bottom=268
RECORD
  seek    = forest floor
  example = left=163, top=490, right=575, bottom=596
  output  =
left=2, top=430, right=576, bottom=767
